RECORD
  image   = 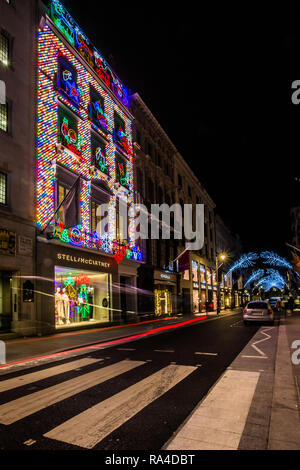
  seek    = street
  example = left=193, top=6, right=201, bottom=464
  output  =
left=0, top=313, right=262, bottom=450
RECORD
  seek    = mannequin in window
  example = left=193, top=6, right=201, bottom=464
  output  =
left=55, top=287, right=64, bottom=325
left=61, top=288, right=70, bottom=324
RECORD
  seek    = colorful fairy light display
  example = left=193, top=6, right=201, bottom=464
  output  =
left=49, top=0, right=130, bottom=107
left=37, top=19, right=141, bottom=260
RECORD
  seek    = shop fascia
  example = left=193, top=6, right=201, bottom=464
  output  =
left=57, top=252, right=111, bottom=268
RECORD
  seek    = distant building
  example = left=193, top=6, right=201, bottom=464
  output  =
left=131, top=93, right=216, bottom=317
left=291, top=206, right=300, bottom=250
left=215, top=214, right=243, bottom=308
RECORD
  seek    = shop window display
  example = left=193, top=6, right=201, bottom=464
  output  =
left=154, top=289, right=172, bottom=316
left=55, top=266, right=111, bottom=326
left=206, top=268, right=212, bottom=286
left=193, top=289, right=199, bottom=313
left=200, top=264, right=206, bottom=284
left=192, top=260, right=198, bottom=282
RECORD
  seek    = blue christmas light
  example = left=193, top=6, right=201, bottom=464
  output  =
left=260, top=251, right=292, bottom=269
left=256, top=269, right=287, bottom=291
left=227, top=252, right=259, bottom=275
left=245, top=269, right=265, bottom=287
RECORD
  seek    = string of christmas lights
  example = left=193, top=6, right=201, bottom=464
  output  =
left=226, top=252, right=259, bottom=274
left=260, top=251, right=292, bottom=269
left=256, top=269, right=287, bottom=291
left=244, top=269, right=265, bottom=287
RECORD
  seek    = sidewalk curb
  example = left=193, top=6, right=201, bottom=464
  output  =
left=267, top=322, right=300, bottom=449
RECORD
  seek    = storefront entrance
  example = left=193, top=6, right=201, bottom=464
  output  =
left=0, top=271, right=13, bottom=332
left=154, top=289, right=172, bottom=316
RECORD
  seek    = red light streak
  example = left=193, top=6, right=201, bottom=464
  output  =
left=0, top=316, right=207, bottom=369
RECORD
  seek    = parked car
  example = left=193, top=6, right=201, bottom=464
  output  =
left=243, top=300, right=274, bottom=325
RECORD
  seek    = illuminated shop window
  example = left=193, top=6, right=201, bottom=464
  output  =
left=0, top=103, right=8, bottom=132
left=0, top=32, right=9, bottom=66
left=57, top=55, right=80, bottom=108
left=57, top=104, right=81, bottom=157
left=55, top=266, right=112, bottom=327
left=116, top=154, right=128, bottom=187
left=206, top=267, right=212, bottom=285
left=89, top=86, right=108, bottom=133
left=0, top=172, right=7, bottom=205
left=91, top=134, right=108, bottom=174
left=183, top=269, right=190, bottom=280
left=200, top=264, right=206, bottom=284
left=192, top=260, right=198, bottom=282
left=114, top=112, right=130, bottom=154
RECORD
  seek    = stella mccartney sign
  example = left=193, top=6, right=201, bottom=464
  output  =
left=57, top=252, right=112, bottom=269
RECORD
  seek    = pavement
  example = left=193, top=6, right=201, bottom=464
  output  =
left=2, top=307, right=299, bottom=450
left=0, top=308, right=241, bottom=368
left=164, top=308, right=300, bottom=450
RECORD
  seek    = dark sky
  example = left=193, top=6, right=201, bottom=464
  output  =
left=59, top=0, right=299, bottom=255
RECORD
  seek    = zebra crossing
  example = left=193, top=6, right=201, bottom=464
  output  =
left=0, top=354, right=197, bottom=449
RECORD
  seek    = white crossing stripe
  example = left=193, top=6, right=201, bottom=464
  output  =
left=44, top=364, right=196, bottom=449
left=0, top=360, right=144, bottom=425
left=0, top=358, right=102, bottom=393
left=195, top=352, right=218, bottom=356
left=165, top=369, right=260, bottom=450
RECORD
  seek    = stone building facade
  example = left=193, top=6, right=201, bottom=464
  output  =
left=0, top=0, right=37, bottom=334
left=131, top=93, right=217, bottom=316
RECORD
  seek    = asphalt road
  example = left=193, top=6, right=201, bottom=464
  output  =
left=0, top=312, right=261, bottom=450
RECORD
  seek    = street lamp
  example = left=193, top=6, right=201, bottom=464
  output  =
left=216, top=252, right=227, bottom=314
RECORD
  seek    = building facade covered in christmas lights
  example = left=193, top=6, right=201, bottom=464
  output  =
left=35, top=0, right=142, bottom=334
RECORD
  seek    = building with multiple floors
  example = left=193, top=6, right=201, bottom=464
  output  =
left=215, top=214, right=243, bottom=308
left=131, top=93, right=217, bottom=317
left=35, top=0, right=143, bottom=334
left=0, top=0, right=242, bottom=336
left=0, top=0, right=37, bottom=334
left=291, top=206, right=300, bottom=250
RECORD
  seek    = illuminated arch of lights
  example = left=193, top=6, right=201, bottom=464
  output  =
left=244, top=269, right=265, bottom=287
left=227, top=251, right=292, bottom=277
left=256, top=269, right=287, bottom=291
left=260, top=251, right=292, bottom=269
left=226, top=252, right=259, bottom=274
left=244, top=268, right=288, bottom=289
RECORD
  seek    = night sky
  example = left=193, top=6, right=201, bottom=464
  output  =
left=59, top=1, right=299, bottom=255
